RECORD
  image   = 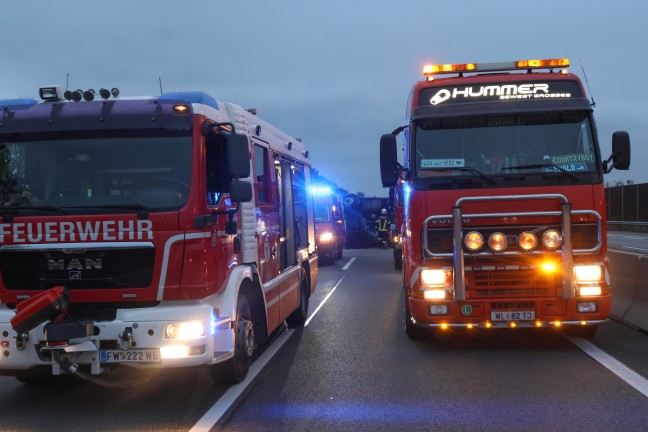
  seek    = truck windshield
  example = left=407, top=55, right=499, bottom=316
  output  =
left=0, top=134, right=192, bottom=212
left=414, top=111, right=598, bottom=181
left=314, top=204, right=331, bottom=223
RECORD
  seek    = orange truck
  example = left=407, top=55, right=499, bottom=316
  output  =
left=380, top=58, right=630, bottom=339
left=0, top=86, right=317, bottom=384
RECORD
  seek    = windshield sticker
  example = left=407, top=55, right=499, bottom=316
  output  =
left=542, top=163, right=587, bottom=173
left=550, top=153, right=594, bottom=164
left=421, top=159, right=465, bottom=168
left=423, top=81, right=578, bottom=106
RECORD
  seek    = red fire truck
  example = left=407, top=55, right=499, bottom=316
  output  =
left=380, top=58, right=630, bottom=339
left=0, top=86, right=318, bottom=384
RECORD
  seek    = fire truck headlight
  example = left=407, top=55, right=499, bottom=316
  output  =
left=164, top=321, right=205, bottom=340
left=518, top=232, right=537, bottom=251
left=464, top=231, right=483, bottom=251
left=542, top=230, right=562, bottom=249
left=423, top=289, right=446, bottom=299
left=421, top=269, right=447, bottom=286
left=574, top=265, right=603, bottom=283
left=319, top=232, right=333, bottom=242
left=579, top=286, right=602, bottom=297
left=488, top=232, right=507, bottom=252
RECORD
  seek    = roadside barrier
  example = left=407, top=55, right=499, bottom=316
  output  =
left=609, top=250, right=648, bottom=332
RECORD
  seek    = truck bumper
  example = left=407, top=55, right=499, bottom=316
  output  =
left=0, top=302, right=234, bottom=376
left=407, top=295, right=611, bottom=329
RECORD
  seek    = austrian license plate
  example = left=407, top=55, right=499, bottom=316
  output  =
left=100, top=349, right=161, bottom=363
left=490, top=311, right=535, bottom=321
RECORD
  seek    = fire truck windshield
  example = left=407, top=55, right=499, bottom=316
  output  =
left=414, top=111, right=599, bottom=185
left=0, top=134, right=192, bottom=212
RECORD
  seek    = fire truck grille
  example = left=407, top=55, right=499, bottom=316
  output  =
left=466, top=267, right=560, bottom=298
left=0, top=247, right=155, bottom=291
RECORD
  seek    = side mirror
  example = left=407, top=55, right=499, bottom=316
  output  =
left=229, top=180, right=252, bottom=203
left=227, top=133, right=251, bottom=178
left=380, top=134, right=398, bottom=187
left=611, top=131, right=631, bottom=171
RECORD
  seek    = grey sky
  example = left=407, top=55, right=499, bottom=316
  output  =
left=1, top=1, right=644, bottom=196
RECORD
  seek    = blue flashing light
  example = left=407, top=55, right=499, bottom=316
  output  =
left=310, top=186, right=332, bottom=195
left=159, top=92, right=219, bottom=111
left=0, top=99, right=38, bottom=109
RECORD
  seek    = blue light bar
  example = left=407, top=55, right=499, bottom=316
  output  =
left=310, top=186, right=332, bottom=195
left=0, top=99, right=38, bottom=109
left=159, top=92, right=219, bottom=110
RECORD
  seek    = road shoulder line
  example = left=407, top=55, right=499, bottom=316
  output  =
left=566, top=335, right=648, bottom=398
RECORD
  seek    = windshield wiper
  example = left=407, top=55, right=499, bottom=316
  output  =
left=61, top=204, right=151, bottom=218
left=428, top=167, right=496, bottom=185
left=0, top=205, right=67, bottom=215
left=501, top=164, right=579, bottom=182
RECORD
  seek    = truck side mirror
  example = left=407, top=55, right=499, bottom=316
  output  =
left=380, top=134, right=398, bottom=188
left=229, top=180, right=252, bottom=203
left=611, top=131, right=631, bottom=171
left=227, top=133, right=251, bottom=178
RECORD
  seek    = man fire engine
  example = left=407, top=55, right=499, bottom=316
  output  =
left=380, top=58, right=630, bottom=339
left=0, top=86, right=318, bottom=384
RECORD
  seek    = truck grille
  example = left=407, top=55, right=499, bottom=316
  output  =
left=466, top=266, right=560, bottom=299
left=0, top=247, right=155, bottom=290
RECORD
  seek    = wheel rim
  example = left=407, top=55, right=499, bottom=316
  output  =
left=239, top=317, right=254, bottom=358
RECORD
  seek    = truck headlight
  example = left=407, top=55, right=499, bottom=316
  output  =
left=574, top=265, right=602, bottom=283
left=464, top=231, right=483, bottom=251
left=319, top=232, right=333, bottom=242
left=421, top=269, right=447, bottom=286
left=164, top=321, right=205, bottom=340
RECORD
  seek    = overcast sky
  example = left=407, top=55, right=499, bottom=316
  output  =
left=1, top=1, right=645, bottom=197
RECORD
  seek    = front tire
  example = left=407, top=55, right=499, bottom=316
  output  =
left=405, top=297, right=426, bottom=340
left=286, top=269, right=309, bottom=327
left=210, top=293, right=255, bottom=384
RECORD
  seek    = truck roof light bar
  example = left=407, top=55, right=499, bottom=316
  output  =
left=422, top=58, right=570, bottom=79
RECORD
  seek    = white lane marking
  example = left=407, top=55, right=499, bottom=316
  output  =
left=305, top=271, right=349, bottom=327
left=566, top=335, right=648, bottom=398
left=191, top=264, right=351, bottom=429
left=189, top=328, right=295, bottom=432
left=342, top=257, right=356, bottom=271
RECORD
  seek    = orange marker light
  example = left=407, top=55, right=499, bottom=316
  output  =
left=440, top=323, right=449, bottom=330
left=510, top=322, right=517, bottom=328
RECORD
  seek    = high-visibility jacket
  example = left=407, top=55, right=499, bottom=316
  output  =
left=376, top=216, right=390, bottom=232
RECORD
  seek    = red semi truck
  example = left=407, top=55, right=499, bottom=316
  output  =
left=380, top=58, right=630, bottom=339
left=0, top=86, right=318, bottom=384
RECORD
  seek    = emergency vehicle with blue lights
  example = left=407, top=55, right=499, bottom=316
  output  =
left=0, top=85, right=318, bottom=384
left=380, top=58, right=630, bottom=338
left=311, top=186, right=346, bottom=266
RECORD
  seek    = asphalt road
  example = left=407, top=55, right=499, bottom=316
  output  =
left=221, top=248, right=648, bottom=432
left=2, top=246, right=648, bottom=431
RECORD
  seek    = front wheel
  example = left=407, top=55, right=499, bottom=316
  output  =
left=405, top=297, right=426, bottom=340
left=210, top=293, right=255, bottom=384
left=286, top=269, right=309, bottom=327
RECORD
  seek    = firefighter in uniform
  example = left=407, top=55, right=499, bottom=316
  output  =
left=376, top=208, right=390, bottom=248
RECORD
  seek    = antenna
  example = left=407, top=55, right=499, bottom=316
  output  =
left=159, top=77, right=163, bottom=95
left=579, top=59, right=596, bottom=107
left=66, top=73, right=69, bottom=91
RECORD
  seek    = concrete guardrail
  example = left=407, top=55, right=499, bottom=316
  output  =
left=609, top=249, right=648, bottom=332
